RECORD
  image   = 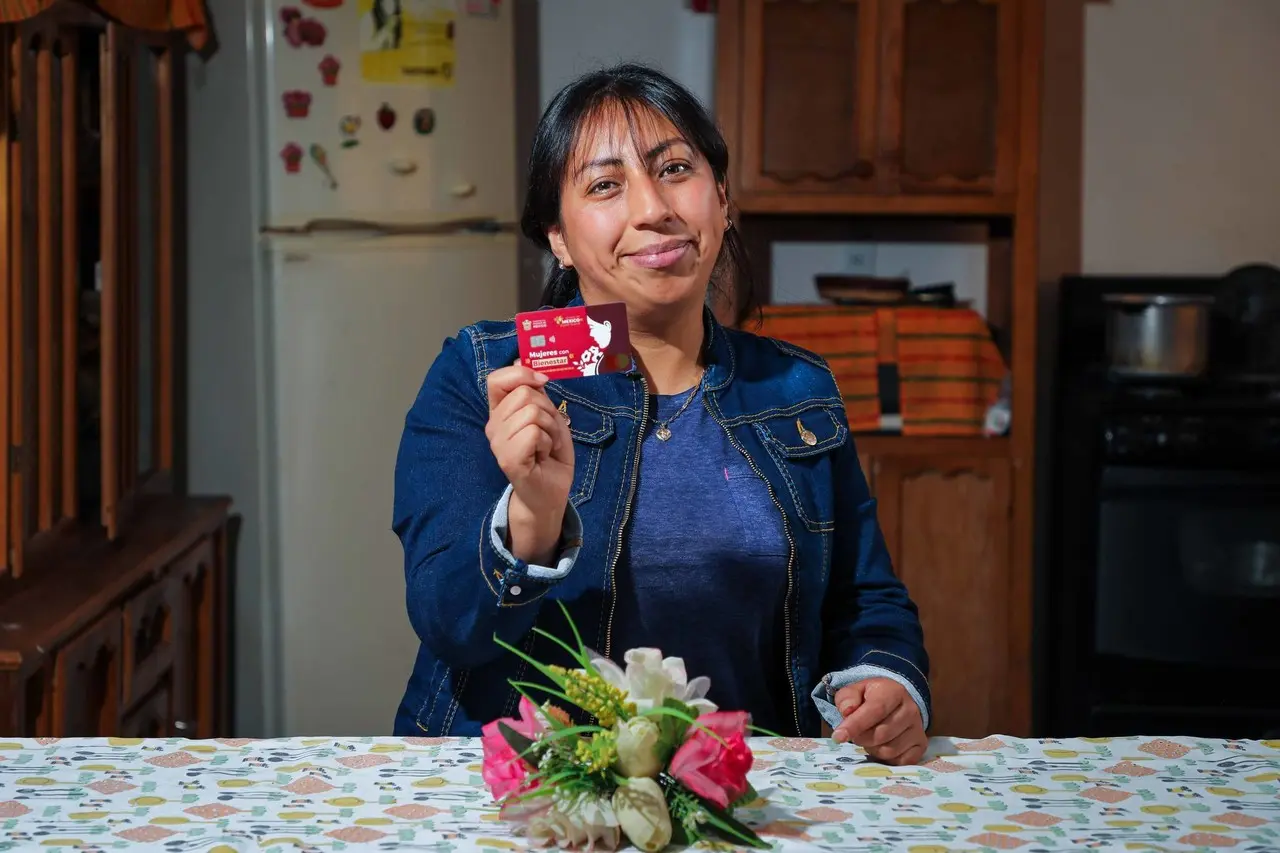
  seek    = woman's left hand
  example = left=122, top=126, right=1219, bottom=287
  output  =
left=831, top=678, right=927, bottom=765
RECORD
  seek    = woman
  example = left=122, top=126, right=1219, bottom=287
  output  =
left=392, top=64, right=931, bottom=765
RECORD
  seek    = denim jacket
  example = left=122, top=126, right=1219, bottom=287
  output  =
left=391, top=305, right=930, bottom=737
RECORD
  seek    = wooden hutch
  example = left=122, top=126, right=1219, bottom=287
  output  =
left=0, top=1, right=232, bottom=737
left=715, top=0, right=1082, bottom=737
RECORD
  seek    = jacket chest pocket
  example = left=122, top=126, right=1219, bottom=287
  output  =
left=556, top=396, right=616, bottom=508
left=751, top=405, right=846, bottom=534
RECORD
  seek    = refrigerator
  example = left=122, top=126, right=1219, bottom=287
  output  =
left=253, top=0, right=526, bottom=735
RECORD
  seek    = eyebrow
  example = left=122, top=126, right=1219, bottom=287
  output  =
left=573, top=138, right=687, bottom=180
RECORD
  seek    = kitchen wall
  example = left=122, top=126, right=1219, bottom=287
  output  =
left=1082, top=0, right=1280, bottom=274
left=186, top=0, right=276, bottom=737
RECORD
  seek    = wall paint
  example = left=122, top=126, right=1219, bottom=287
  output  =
left=1083, top=0, right=1280, bottom=274
left=186, top=0, right=275, bottom=736
left=538, top=0, right=716, bottom=109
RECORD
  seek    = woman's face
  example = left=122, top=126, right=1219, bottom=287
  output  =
left=548, top=105, right=728, bottom=323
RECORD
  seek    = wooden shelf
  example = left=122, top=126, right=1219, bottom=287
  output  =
left=850, top=434, right=1010, bottom=458
left=736, top=193, right=1018, bottom=217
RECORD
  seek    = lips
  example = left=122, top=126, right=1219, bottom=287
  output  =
left=625, top=239, right=692, bottom=270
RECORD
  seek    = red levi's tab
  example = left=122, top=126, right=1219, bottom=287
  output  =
left=515, top=302, right=633, bottom=380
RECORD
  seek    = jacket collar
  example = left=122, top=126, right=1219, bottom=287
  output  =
left=561, top=292, right=737, bottom=391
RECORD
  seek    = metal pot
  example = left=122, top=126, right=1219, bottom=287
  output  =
left=1103, top=293, right=1213, bottom=378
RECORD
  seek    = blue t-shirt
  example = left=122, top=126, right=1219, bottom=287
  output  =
left=609, top=381, right=790, bottom=734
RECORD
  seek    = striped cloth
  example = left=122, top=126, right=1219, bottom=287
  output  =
left=0, top=0, right=210, bottom=50
left=758, top=305, right=1007, bottom=436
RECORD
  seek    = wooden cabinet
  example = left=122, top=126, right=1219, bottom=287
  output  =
left=717, top=0, right=1021, bottom=213
left=0, top=500, right=231, bottom=738
left=1, top=4, right=232, bottom=738
left=870, top=453, right=1013, bottom=737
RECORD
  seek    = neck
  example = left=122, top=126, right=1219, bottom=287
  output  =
left=629, top=305, right=705, bottom=395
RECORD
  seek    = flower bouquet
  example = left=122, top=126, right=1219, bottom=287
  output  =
left=481, top=603, right=770, bottom=851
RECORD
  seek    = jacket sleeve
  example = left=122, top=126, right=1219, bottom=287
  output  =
left=393, top=331, right=582, bottom=671
left=810, top=429, right=933, bottom=730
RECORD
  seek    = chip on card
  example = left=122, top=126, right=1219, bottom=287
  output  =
left=515, top=302, right=633, bottom=379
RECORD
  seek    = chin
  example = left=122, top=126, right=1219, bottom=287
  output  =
left=629, top=275, right=706, bottom=312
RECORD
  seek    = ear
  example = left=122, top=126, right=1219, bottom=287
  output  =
left=717, top=182, right=730, bottom=229
left=548, top=226, right=574, bottom=269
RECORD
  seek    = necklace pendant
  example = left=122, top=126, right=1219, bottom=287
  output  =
left=655, top=425, right=672, bottom=442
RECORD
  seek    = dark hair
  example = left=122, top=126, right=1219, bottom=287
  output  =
left=519, top=63, right=758, bottom=328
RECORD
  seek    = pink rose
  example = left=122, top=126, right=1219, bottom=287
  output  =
left=669, top=711, right=754, bottom=809
left=480, top=697, right=546, bottom=802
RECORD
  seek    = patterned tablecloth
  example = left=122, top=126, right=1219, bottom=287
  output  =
left=0, top=734, right=1277, bottom=851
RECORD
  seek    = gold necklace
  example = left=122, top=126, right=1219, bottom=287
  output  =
left=653, top=373, right=704, bottom=442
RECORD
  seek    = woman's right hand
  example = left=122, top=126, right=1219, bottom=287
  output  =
left=485, top=365, right=575, bottom=565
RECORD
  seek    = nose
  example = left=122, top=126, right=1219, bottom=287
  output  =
left=626, top=172, right=675, bottom=229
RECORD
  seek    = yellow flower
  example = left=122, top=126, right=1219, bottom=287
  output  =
left=574, top=730, right=618, bottom=774
left=552, top=666, right=635, bottom=727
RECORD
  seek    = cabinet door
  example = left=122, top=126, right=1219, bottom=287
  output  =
left=736, top=0, right=881, bottom=200
left=52, top=610, right=123, bottom=736
left=879, top=0, right=1019, bottom=196
left=874, top=455, right=1012, bottom=736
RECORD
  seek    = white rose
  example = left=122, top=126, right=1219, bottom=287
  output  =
left=612, top=776, right=673, bottom=853
left=589, top=648, right=717, bottom=715
left=526, top=791, right=622, bottom=850
left=615, top=717, right=663, bottom=779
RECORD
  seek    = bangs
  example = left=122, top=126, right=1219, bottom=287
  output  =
left=564, top=95, right=697, bottom=182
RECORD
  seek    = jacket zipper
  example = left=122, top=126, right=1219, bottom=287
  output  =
left=603, top=374, right=650, bottom=659
left=704, top=397, right=802, bottom=737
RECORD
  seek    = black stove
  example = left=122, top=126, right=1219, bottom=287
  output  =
left=1043, top=275, right=1280, bottom=739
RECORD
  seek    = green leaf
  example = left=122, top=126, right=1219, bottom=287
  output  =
left=497, top=722, right=539, bottom=770
left=535, top=724, right=606, bottom=746
left=532, top=626, right=596, bottom=672
left=746, top=723, right=785, bottom=738
left=509, top=680, right=576, bottom=711
left=554, top=600, right=601, bottom=677
left=493, top=634, right=567, bottom=689
left=663, top=776, right=770, bottom=850
left=699, top=800, right=771, bottom=849
left=650, top=698, right=695, bottom=751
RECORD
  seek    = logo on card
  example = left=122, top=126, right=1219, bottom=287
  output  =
left=521, top=319, right=532, bottom=331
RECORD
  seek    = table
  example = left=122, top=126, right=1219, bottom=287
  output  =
left=0, top=734, right=1276, bottom=850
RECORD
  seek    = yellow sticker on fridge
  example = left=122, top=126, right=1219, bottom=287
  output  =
left=358, top=0, right=456, bottom=86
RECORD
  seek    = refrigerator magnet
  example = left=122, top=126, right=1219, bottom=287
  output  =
left=376, top=102, right=397, bottom=130
left=339, top=115, right=361, bottom=148
left=283, top=90, right=312, bottom=119
left=281, top=143, right=304, bottom=174
left=319, top=55, right=341, bottom=86
left=412, top=107, right=436, bottom=135
left=309, top=143, right=338, bottom=189
left=281, top=8, right=327, bottom=47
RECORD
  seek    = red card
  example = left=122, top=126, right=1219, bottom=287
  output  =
left=516, top=302, right=632, bottom=379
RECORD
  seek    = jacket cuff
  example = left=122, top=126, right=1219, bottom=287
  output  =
left=485, top=486, right=582, bottom=605
left=812, top=659, right=931, bottom=732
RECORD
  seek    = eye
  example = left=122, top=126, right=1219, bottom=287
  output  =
left=660, top=161, right=692, bottom=178
left=588, top=179, right=618, bottom=195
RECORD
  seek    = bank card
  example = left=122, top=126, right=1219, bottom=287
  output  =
left=515, top=302, right=633, bottom=379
